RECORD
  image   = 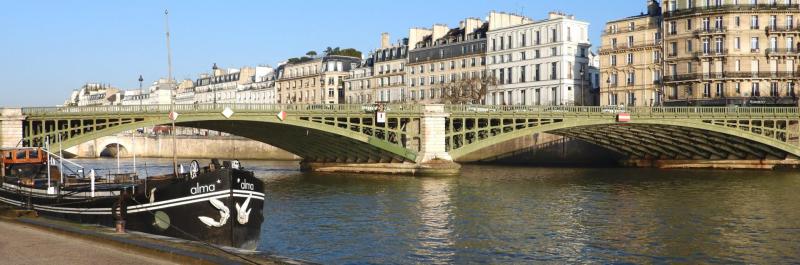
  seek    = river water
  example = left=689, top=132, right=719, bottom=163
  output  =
left=73, top=158, right=800, bottom=264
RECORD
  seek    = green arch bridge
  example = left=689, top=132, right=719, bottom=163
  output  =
left=2, top=104, right=800, bottom=174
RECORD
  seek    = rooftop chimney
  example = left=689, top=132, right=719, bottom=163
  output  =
left=380, top=32, right=390, bottom=49
left=432, top=24, right=449, bottom=41
left=464, top=18, right=483, bottom=35
left=408, top=27, right=432, bottom=51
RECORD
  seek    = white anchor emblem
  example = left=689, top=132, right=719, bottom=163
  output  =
left=236, top=195, right=252, bottom=225
left=198, top=198, right=230, bottom=227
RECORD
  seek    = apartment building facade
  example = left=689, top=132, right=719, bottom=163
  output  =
left=600, top=1, right=664, bottom=106
left=406, top=18, right=489, bottom=103
left=344, top=58, right=375, bottom=103
left=662, top=0, right=800, bottom=106
left=602, top=0, right=800, bottom=107
left=276, top=55, right=360, bottom=104
left=487, top=12, right=594, bottom=106
left=372, top=33, right=409, bottom=102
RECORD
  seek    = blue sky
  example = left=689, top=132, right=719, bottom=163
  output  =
left=0, top=0, right=647, bottom=106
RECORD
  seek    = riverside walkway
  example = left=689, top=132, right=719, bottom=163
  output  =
left=0, top=220, right=176, bottom=265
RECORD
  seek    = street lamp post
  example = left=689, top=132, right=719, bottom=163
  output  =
left=605, top=77, right=611, bottom=106
left=579, top=69, right=585, bottom=106
left=212, top=63, right=218, bottom=108
left=138, top=75, right=144, bottom=107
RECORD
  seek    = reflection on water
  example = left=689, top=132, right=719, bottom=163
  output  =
left=75, top=159, right=800, bottom=264
left=412, top=178, right=455, bottom=264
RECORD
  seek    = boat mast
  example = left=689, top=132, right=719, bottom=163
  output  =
left=59, top=133, right=63, bottom=185
left=45, top=137, right=51, bottom=191
left=164, top=9, right=178, bottom=176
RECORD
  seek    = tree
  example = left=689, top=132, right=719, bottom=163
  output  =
left=437, top=74, right=496, bottom=104
left=323, top=47, right=362, bottom=58
left=306, top=50, right=317, bottom=58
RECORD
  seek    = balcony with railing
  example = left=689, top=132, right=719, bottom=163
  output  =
left=663, top=71, right=799, bottom=82
left=598, top=40, right=663, bottom=53
left=766, top=48, right=800, bottom=56
left=664, top=4, right=800, bottom=18
left=601, top=25, right=660, bottom=35
left=694, top=49, right=729, bottom=58
left=724, top=71, right=798, bottom=79
left=664, top=74, right=702, bottom=82
left=766, top=25, right=800, bottom=34
left=693, top=27, right=727, bottom=36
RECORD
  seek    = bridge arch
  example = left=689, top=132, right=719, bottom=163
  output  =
left=28, top=114, right=418, bottom=163
left=99, top=143, right=128, bottom=158
left=448, top=118, right=799, bottom=162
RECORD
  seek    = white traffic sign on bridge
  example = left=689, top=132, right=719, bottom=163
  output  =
left=221, top=107, right=234, bottom=119
left=168, top=111, right=180, bottom=121
left=376, top=112, right=386, bottom=123
left=617, top=113, right=631, bottom=122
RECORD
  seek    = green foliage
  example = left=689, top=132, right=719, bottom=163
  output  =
left=287, top=56, right=314, bottom=64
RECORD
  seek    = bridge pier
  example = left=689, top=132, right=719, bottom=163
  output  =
left=0, top=108, right=24, bottom=148
left=301, top=104, right=460, bottom=176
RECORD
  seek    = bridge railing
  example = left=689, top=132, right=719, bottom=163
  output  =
left=20, top=104, right=800, bottom=118
left=21, top=104, right=423, bottom=116
left=447, top=105, right=800, bottom=117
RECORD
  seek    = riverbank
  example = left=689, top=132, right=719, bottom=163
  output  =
left=0, top=206, right=312, bottom=265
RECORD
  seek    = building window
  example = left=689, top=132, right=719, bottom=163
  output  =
left=669, top=21, right=677, bottom=35
left=627, top=71, right=635, bottom=85
left=670, top=42, right=678, bottom=56
left=627, top=53, right=634, bottom=64
left=771, top=82, right=779, bottom=96
left=752, top=82, right=760, bottom=97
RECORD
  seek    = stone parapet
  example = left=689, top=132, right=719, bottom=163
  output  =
left=0, top=108, right=25, bottom=148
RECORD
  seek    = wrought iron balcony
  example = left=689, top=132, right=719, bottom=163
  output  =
left=601, top=25, right=660, bottom=35
left=766, top=25, right=800, bottom=34
left=766, top=48, right=800, bottom=56
left=664, top=4, right=800, bottom=18
left=693, top=27, right=727, bottom=36
left=694, top=49, right=728, bottom=57
left=599, top=40, right=663, bottom=53
left=664, top=71, right=799, bottom=82
left=664, top=74, right=702, bottom=82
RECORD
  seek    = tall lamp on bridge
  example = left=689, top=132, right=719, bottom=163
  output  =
left=138, top=75, right=144, bottom=107
left=212, top=63, right=218, bottom=108
left=579, top=68, right=584, bottom=106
